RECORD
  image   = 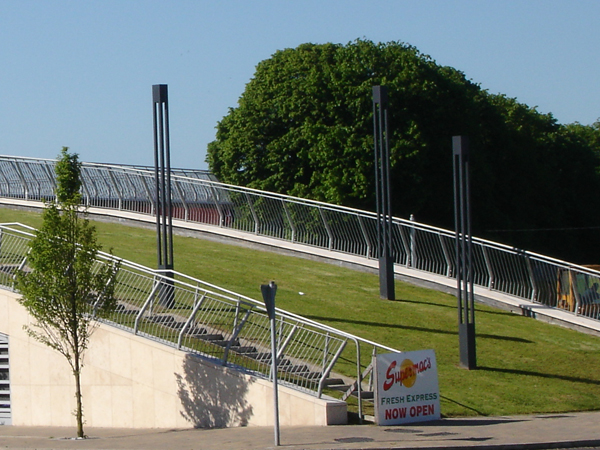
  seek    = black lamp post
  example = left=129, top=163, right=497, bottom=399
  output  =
left=453, top=135, right=476, bottom=369
left=373, top=85, right=395, bottom=300
left=153, top=84, right=174, bottom=307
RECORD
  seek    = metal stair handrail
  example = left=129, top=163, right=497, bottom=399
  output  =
left=0, top=222, right=398, bottom=421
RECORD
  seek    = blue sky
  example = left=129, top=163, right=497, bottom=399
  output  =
left=1, top=0, right=599, bottom=169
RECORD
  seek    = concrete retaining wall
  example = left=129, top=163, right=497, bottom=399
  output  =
left=0, top=289, right=347, bottom=428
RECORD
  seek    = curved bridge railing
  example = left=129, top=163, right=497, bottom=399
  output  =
left=0, top=223, right=397, bottom=420
left=1, top=155, right=599, bottom=323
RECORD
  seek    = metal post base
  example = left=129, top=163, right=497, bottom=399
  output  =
left=459, top=322, right=476, bottom=370
left=158, top=265, right=175, bottom=309
left=379, top=255, right=395, bottom=300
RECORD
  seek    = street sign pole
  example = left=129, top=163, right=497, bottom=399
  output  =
left=261, top=281, right=280, bottom=446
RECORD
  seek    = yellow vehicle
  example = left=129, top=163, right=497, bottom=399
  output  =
left=557, top=265, right=600, bottom=317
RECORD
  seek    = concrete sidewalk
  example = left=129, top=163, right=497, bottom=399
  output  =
left=1, top=411, right=599, bottom=450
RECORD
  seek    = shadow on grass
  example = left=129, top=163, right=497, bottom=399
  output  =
left=478, top=365, right=600, bottom=385
left=391, top=298, right=456, bottom=309
left=477, top=333, right=532, bottom=343
left=304, top=314, right=456, bottom=335
left=304, top=315, right=532, bottom=342
left=397, top=298, right=517, bottom=317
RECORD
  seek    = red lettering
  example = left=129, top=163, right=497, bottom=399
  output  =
left=383, top=361, right=397, bottom=391
left=384, top=407, right=406, bottom=420
left=382, top=355, right=434, bottom=391
left=409, top=405, right=433, bottom=417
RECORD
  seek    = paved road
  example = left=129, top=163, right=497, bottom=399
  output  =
left=1, top=411, right=600, bottom=450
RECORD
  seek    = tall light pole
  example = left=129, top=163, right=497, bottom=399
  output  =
left=373, top=85, right=395, bottom=300
left=453, top=135, right=476, bottom=369
left=153, top=84, right=174, bottom=307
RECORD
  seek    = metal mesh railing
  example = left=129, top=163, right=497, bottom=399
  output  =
left=0, top=223, right=397, bottom=419
left=1, top=155, right=599, bottom=322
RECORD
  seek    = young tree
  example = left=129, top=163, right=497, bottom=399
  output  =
left=15, top=147, right=119, bottom=438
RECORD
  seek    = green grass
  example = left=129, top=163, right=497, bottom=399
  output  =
left=2, top=206, right=600, bottom=417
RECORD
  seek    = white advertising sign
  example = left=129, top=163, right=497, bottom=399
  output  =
left=375, top=349, right=440, bottom=425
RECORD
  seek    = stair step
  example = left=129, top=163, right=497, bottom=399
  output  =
left=115, top=304, right=137, bottom=314
left=231, top=346, right=258, bottom=354
left=352, top=390, right=374, bottom=400
left=247, top=354, right=292, bottom=367
left=213, top=339, right=240, bottom=347
left=328, top=384, right=353, bottom=391
left=197, top=334, right=225, bottom=341
left=285, top=371, right=322, bottom=380
left=322, top=378, right=345, bottom=386
left=244, top=352, right=272, bottom=361
left=304, top=372, right=323, bottom=380
left=150, top=315, right=175, bottom=325
left=186, top=326, right=207, bottom=336
left=280, top=364, right=309, bottom=374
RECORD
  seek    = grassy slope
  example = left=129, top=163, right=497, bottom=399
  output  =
left=2, top=206, right=600, bottom=417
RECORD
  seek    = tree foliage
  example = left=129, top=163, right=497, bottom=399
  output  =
left=55, top=146, right=82, bottom=205
left=15, top=147, right=119, bottom=438
left=207, top=40, right=600, bottom=263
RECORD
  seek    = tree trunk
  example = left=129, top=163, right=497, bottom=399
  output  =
left=74, top=363, right=84, bottom=438
left=69, top=255, right=84, bottom=439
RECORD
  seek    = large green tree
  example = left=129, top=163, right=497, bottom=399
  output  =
left=207, top=40, right=600, bottom=263
left=208, top=39, right=484, bottom=210
left=15, top=147, right=119, bottom=438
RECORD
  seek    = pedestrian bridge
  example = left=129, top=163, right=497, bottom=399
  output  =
left=1, top=155, right=599, bottom=329
left=0, top=155, right=599, bottom=429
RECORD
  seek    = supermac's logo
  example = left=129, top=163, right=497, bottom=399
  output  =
left=383, top=357, right=432, bottom=391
